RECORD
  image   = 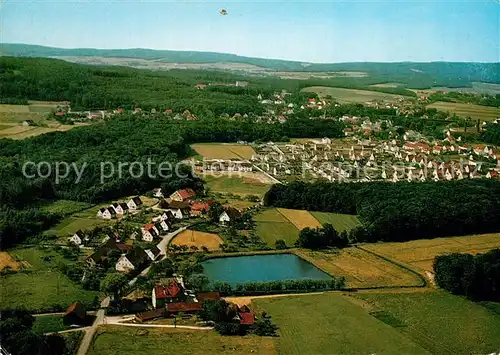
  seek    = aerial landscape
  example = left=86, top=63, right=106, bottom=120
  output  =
left=0, top=1, right=499, bottom=354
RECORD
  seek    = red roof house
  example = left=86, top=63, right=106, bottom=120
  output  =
left=238, top=311, right=255, bottom=325
left=152, top=280, right=184, bottom=308
left=169, top=188, right=196, bottom=202
left=166, top=302, right=202, bottom=314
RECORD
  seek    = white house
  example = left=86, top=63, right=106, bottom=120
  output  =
left=165, top=201, right=190, bottom=219
left=110, top=203, right=125, bottom=215
left=98, top=207, right=116, bottom=220
left=69, top=230, right=85, bottom=245
left=115, top=247, right=149, bottom=273
left=141, top=224, right=159, bottom=242
left=115, top=255, right=135, bottom=273
left=218, top=207, right=242, bottom=225
left=127, top=196, right=143, bottom=211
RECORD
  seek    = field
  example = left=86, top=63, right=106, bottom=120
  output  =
left=356, top=292, right=500, bottom=354
left=296, top=248, right=423, bottom=288
left=363, top=233, right=500, bottom=274
left=40, top=200, right=94, bottom=215
left=191, top=143, right=256, bottom=160
left=254, top=294, right=429, bottom=355
left=276, top=208, right=322, bottom=230
left=32, top=315, right=70, bottom=334
left=0, top=251, right=22, bottom=271
left=254, top=208, right=300, bottom=247
left=310, top=212, right=361, bottom=232
left=427, top=101, right=500, bottom=121
left=171, top=230, right=224, bottom=251
left=88, top=326, right=276, bottom=355
left=204, top=175, right=271, bottom=197
left=0, top=247, right=101, bottom=311
left=302, top=86, right=403, bottom=103
left=44, top=216, right=110, bottom=237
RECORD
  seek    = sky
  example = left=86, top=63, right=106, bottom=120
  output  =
left=1, top=0, right=499, bottom=63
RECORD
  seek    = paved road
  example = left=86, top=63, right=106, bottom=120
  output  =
left=157, top=226, right=188, bottom=258
left=76, top=297, right=109, bottom=355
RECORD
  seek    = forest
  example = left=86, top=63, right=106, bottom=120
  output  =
left=482, top=124, right=500, bottom=146
left=434, top=249, right=500, bottom=301
left=264, top=180, right=500, bottom=243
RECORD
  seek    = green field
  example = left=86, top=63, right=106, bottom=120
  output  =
left=310, top=212, right=361, bottom=232
left=255, top=294, right=429, bottom=355
left=254, top=208, right=300, bottom=247
left=357, top=292, right=500, bottom=354
left=40, top=200, right=94, bottom=215
left=0, top=247, right=101, bottom=311
left=427, top=101, right=500, bottom=121
left=302, top=86, right=403, bottom=103
left=88, top=326, right=276, bottom=355
left=205, top=175, right=271, bottom=197
left=33, top=315, right=70, bottom=334
left=45, top=216, right=110, bottom=237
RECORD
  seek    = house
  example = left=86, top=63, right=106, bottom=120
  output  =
left=86, top=239, right=121, bottom=267
left=157, top=219, right=171, bottom=232
left=100, top=207, right=116, bottom=220
left=145, top=246, right=162, bottom=261
left=141, top=223, right=159, bottom=242
left=238, top=309, right=255, bottom=326
left=22, top=120, right=34, bottom=126
left=166, top=302, right=202, bottom=314
left=190, top=201, right=211, bottom=216
left=169, top=188, right=196, bottom=202
left=110, top=203, right=126, bottom=215
left=127, top=196, right=143, bottom=210
left=115, top=247, right=149, bottom=273
left=219, top=207, right=243, bottom=225
left=68, top=230, right=85, bottom=245
left=152, top=280, right=185, bottom=308
left=196, top=292, right=221, bottom=303
left=63, top=301, right=87, bottom=325
left=152, top=188, right=164, bottom=198
left=165, top=201, right=191, bottom=219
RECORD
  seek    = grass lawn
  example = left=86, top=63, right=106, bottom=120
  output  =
left=302, top=86, right=403, bottom=103
left=427, top=101, right=500, bottom=121
left=40, top=200, right=94, bottom=215
left=310, top=212, right=362, bottom=232
left=356, top=291, right=500, bottom=354
left=0, top=247, right=101, bottom=311
left=255, top=294, right=429, bottom=355
left=44, top=216, right=110, bottom=237
left=254, top=209, right=300, bottom=247
left=205, top=175, right=270, bottom=197
left=32, top=315, right=69, bottom=334
left=88, top=326, right=276, bottom=355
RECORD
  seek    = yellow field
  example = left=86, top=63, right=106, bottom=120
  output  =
left=0, top=252, right=22, bottom=271
left=427, top=101, right=500, bottom=121
left=296, top=248, right=423, bottom=288
left=302, top=86, right=403, bottom=103
left=171, top=230, right=224, bottom=251
left=363, top=233, right=500, bottom=273
left=276, top=208, right=322, bottom=230
left=192, top=143, right=256, bottom=160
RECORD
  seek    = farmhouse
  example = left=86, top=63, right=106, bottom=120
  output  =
left=152, top=280, right=186, bottom=308
left=127, top=196, right=143, bottom=210
left=68, top=230, right=85, bottom=245
left=169, top=188, right=196, bottom=202
left=219, top=207, right=243, bottom=225
left=190, top=201, right=211, bottom=216
left=63, top=301, right=87, bottom=326
left=115, top=247, right=149, bottom=273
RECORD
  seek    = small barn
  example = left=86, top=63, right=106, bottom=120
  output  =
left=63, top=301, right=87, bottom=325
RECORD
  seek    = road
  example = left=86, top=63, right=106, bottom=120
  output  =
left=76, top=297, right=109, bottom=355
left=157, top=226, right=188, bottom=257
left=105, top=315, right=212, bottom=330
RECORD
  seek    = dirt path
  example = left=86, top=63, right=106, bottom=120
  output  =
left=76, top=297, right=109, bottom=355
left=105, top=315, right=212, bottom=330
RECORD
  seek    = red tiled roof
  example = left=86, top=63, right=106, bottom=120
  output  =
left=154, top=280, right=182, bottom=300
left=197, top=292, right=221, bottom=302
left=166, top=302, right=202, bottom=313
left=239, top=312, right=255, bottom=325
left=190, top=202, right=210, bottom=212
left=177, top=188, right=196, bottom=200
left=144, top=223, right=154, bottom=231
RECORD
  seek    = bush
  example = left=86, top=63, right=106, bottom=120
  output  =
left=275, top=239, right=287, bottom=250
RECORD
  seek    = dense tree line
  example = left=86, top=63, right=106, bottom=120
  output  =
left=295, top=224, right=348, bottom=249
left=428, top=91, right=500, bottom=107
left=482, top=124, right=500, bottom=146
left=0, top=309, right=68, bottom=355
left=434, top=249, right=500, bottom=301
left=264, top=180, right=500, bottom=242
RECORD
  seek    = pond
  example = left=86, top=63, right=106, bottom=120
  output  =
left=201, top=253, right=332, bottom=285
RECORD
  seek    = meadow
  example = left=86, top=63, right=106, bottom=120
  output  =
left=32, top=315, right=71, bottom=334
left=296, top=248, right=423, bottom=288
left=302, top=86, right=403, bottom=103
left=0, top=247, right=101, bottom=311
left=88, top=326, right=276, bottom=355
left=276, top=208, right=322, bottom=230
left=254, top=208, right=300, bottom=247
left=204, top=175, right=271, bottom=197
left=191, top=143, right=256, bottom=160
left=356, top=291, right=500, bottom=354
left=362, top=233, right=500, bottom=274
left=254, top=294, right=429, bottom=355
left=310, top=212, right=361, bottom=232
left=427, top=101, right=500, bottom=121
left=171, top=230, right=224, bottom=251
